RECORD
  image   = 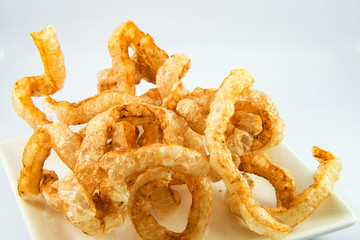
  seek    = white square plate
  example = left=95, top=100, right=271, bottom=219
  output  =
left=0, top=136, right=356, bottom=240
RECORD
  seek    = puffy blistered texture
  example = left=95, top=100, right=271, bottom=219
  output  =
left=266, top=147, right=341, bottom=228
left=189, top=87, right=217, bottom=116
left=238, top=153, right=296, bottom=208
left=97, top=53, right=160, bottom=93
left=18, top=122, right=81, bottom=199
left=12, top=26, right=65, bottom=129
left=234, top=88, right=285, bottom=151
left=14, top=22, right=341, bottom=239
left=137, top=123, right=163, bottom=146
left=111, top=121, right=139, bottom=151
left=226, top=128, right=253, bottom=167
left=46, top=144, right=210, bottom=237
left=97, top=68, right=118, bottom=92
left=156, top=54, right=191, bottom=100
left=129, top=168, right=182, bottom=219
left=40, top=170, right=63, bottom=211
left=139, top=88, right=163, bottom=106
left=176, top=98, right=206, bottom=135
left=129, top=167, right=212, bottom=240
left=57, top=172, right=117, bottom=236
left=43, top=91, right=146, bottom=125
left=231, top=110, right=263, bottom=136
left=149, top=186, right=182, bottom=218
left=205, top=69, right=291, bottom=239
left=98, top=145, right=209, bottom=235
left=107, top=20, right=168, bottom=94
left=74, top=103, right=187, bottom=193
left=162, top=81, right=191, bottom=111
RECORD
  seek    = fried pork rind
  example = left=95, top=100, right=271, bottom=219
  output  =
left=43, top=91, right=146, bottom=125
left=132, top=52, right=158, bottom=84
left=129, top=167, right=181, bottom=219
left=266, top=146, right=342, bottom=227
left=13, top=22, right=343, bottom=240
left=40, top=169, right=63, bottom=211
left=17, top=122, right=81, bottom=199
left=129, top=167, right=212, bottom=240
left=44, top=87, right=165, bottom=126
left=45, top=20, right=169, bottom=126
left=139, top=88, right=163, bottom=106
left=12, top=26, right=65, bottom=129
left=156, top=54, right=194, bottom=112
left=111, top=121, right=138, bottom=151
left=108, top=20, right=168, bottom=94
left=226, top=128, right=254, bottom=167
left=235, top=88, right=285, bottom=151
left=177, top=98, right=206, bottom=135
left=189, top=87, right=217, bottom=116
left=97, top=54, right=161, bottom=93
left=74, top=102, right=189, bottom=194
left=57, top=172, right=106, bottom=236
left=205, top=68, right=291, bottom=239
left=96, top=55, right=157, bottom=93
left=231, top=110, right=263, bottom=136
left=149, top=186, right=181, bottom=218
left=56, top=144, right=210, bottom=236
left=97, top=68, right=118, bottom=92
left=137, top=123, right=163, bottom=146
left=238, top=153, right=296, bottom=208
left=156, top=54, right=190, bottom=100
left=162, top=81, right=191, bottom=111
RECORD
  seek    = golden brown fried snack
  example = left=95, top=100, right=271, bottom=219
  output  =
left=129, top=167, right=212, bottom=240
left=111, top=121, right=138, bottom=151
left=226, top=128, right=253, bottom=167
left=266, top=147, right=341, bottom=227
left=97, top=68, right=118, bottom=92
left=40, top=169, right=63, bottom=211
left=129, top=168, right=182, bottom=219
left=108, top=20, right=168, bottom=94
left=176, top=98, right=206, bottom=135
left=18, top=122, right=81, bottom=199
left=57, top=172, right=105, bottom=236
left=231, top=110, right=263, bottom=136
left=162, top=81, right=191, bottom=111
left=139, top=88, right=163, bottom=106
left=156, top=53, right=191, bottom=100
left=12, top=26, right=65, bottom=129
left=149, top=186, right=181, bottom=218
left=235, top=88, right=285, bottom=151
left=238, top=153, right=296, bottom=208
left=205, top=68, right=291, bottom=239
left=137, top=123, right=163, bottom=146
left=189, top=87, right=217, bottom=116
left=74, top=103, right=187, bottom=193
left=56, top=144, right=210, bottom=236
left=97, top=53, right=160, bottom=92
left=132, top=52, right=157, bottom=84
left=43, top=90, right=146, bottom=125
left=13, top=22, right=342, bottom=240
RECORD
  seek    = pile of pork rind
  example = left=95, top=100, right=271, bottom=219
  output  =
left=12, top=21, right=342, bottom=240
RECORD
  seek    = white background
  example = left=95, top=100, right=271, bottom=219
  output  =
left=0, top=0, right=359, bottom=239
